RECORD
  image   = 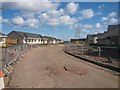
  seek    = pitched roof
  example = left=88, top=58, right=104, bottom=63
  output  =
left=0, top=32, right=7, bottom=37
left=57, top=39, right=62, bottom=41
left=43, top=36, right=57, bottom=41
left=87, top=34, right=97, bottom=38
left=13, top=31, right=42, bottom=38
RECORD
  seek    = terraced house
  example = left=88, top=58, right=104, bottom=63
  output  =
left=97, top=25, right=120, bottom=46
left=86, top=24, right=120, bottom=47
left=8, top=31, right=43, bottom=45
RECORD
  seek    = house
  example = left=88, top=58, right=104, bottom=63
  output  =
left=71, top=38, right=86, bottom=44
left=0, top=32, right=17, bottom=47
left=106, top=25, right=119, bottom=46
left=42, top=36, right=48, bottom=44
left=43, top=36, right=57, bottom=44
left=0, top=32, right=7, bottom=47
left=60, top=39, right=64, bottom=43
left=97, top=25, right=119, bottom=46
left=86, top=24, right=120, bottom=47
left=57, top=39, right=64, bottom=43
left=8, top=31, right=43, bottom=45
left=48, top=37, right=57, bottom=44
left=51, top=37, right=57, bottom=44
left=85, top=34, right=98, bottom=45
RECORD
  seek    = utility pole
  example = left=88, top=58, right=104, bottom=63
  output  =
left=74, top=29, right=81, bottom=54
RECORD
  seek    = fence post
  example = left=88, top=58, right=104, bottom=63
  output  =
left=97, top=47, right=101, bottom=58
left=74, top=44, right=76, bottom=54
left=82, top=44, right=84, bottom=54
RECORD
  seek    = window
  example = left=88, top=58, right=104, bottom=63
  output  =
left=0, top=38, right=4, bottom=42
left=31, top=39, right=33, bottom=42
left=28, top=39, right=30, bottom=42
left=30, top=39, right=33, bottom=42
left=25, top=39, right=27, bottom=42
left=34, top=39, right=36, bottom=42
left=0, top=38, right=2, bottom=42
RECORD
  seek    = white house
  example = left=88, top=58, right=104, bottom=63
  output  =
left=42, top=36, right=48, bottom=44
left=86, top=34, right=98, bottom=45
left=0, top=32, right=7, bottom=46
left=8, top=31, right=43, bottom=45
left=51, top=37, right=57, bottom=44
left=43, top=36, right=57, bottom=44
left=56, top=39, right=64, bottom=43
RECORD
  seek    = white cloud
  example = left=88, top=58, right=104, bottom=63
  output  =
left=48, top=18, right=60, bottom=26
left=0, top=16, right=9, bottom=24
left=39, top=13, right=52, bottom=25
left=47, top=9, right=64, bottom=17
left=39, top=13, right=49, bottom=20
left=2, top=0, right=49, bottom=2
left=101, top=17, right=108, bottom=22
left=24, top=18, right=38, bottom=27
left=60, top=15, right=78, bottom=25
left=40, top=9, right=74, bottom=26
left=109, top=18, right=118, bottom=24
left=3, top=2, right=59, bottom=14
left=101, top=11, right=118, bottom=26
left=108, top=12, right=117, bottom=17
left=11, top=16, right=39, bottom=28
left=39, top=13, right=78, bottom=26
left=103, top=18, right=118, bottom=25
left=83, top=24, right=93, bottom=29
left=20, top=11, right=35, bottom=18
left=3, top=19, right=9, bottom=23
left=66, top=3, right=78, bottom=14
left=12, top=16, right=24, bottom=25
left=39, top=13, right=60, bottom=26
left=80, top=9, right=94, bottom=20
left=69, top=23, right=82, bottom=30
left=95, top=23, right=101, bottom=28
left=2, top=2, right=77, bottom=28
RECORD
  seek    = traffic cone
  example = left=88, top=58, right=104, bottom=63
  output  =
left=0, top=70, right=5, bottom=90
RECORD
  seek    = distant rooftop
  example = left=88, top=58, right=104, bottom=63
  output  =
left=0, top=32, right=7, bottom=37
left=9, top=31, right=42, bottom=38
left=87, top=34, right=97, bottom=37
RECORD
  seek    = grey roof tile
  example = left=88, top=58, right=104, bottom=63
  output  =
left=14, top=31, right=42, bottom=38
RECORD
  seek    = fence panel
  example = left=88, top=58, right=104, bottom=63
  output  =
left=65, top=43, right=120, bottom=60
left=1, top=44, right=39, bottom=70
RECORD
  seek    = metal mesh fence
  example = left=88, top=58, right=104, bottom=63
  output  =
left=0, top=44, right=39, bottom=70
left=64, top=43, right=120, bottom=60
left=64, top=43, right=120, bottom=72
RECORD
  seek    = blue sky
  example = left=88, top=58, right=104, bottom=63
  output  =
left=1, top=1, right=119, bottom=41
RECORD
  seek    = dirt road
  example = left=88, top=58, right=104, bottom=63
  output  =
left=8, top=45, right=118, bottom=88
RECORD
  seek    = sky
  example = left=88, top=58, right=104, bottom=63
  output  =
left=0, top=0, right=119, bottom=41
